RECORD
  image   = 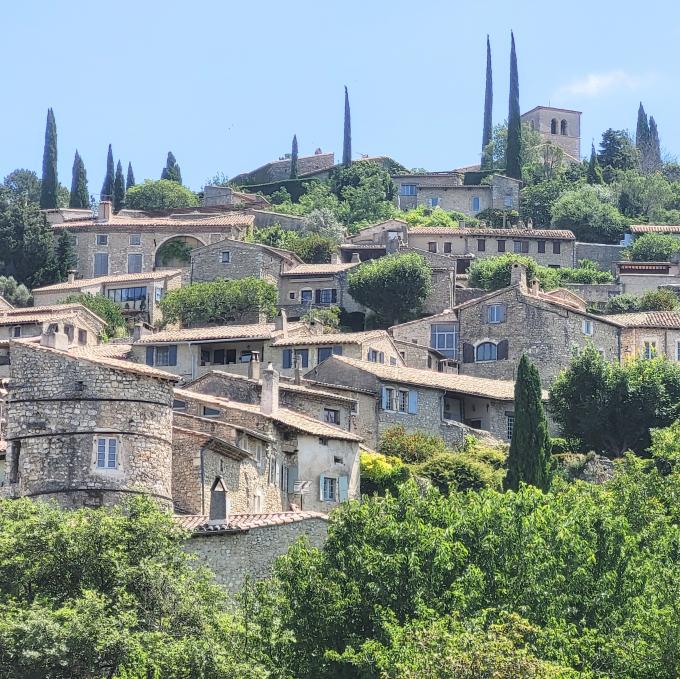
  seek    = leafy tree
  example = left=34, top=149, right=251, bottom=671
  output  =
left=113, top=160, right=125, bottom=213
left=126, top=162, right=135, bottom=190
left=301, top=208, right=344, bottom=242
left=418, top=452, right=501, bottom=493
left=55, top=230, right=77, bottom=281
left=481, top=35, right=493, bottom=169
left=269, top=182, right=342, bottom=217
left=549, top=346, right=680, bottom=455
left=100, top=144, right=115, bottom=200
left=627, top=232, right=680, bottom=261
left=69, top=150, right=89, bottom=209
left=4, top=169, right=41, bottom=205
left=125, top=180, right=199, bottom=210
left=159, top=277, right=278, bottom=326
left=505, top=32, right=521, bottom=180
left=504, top=355, right=552, bottom=491
left=161, top=151, right=182, bottom=184
left=0, top=276, right=30, bottom=306
left=587, top=142, right=604, bottom=184
left=468, top=253, right=558, bottom=291
left=292, top=234, right=337, bottom=263
left=251, top=223, right=300, bottom=250
left=604, top=288, right=679, bottom=314
left=39, top=108, right=58, bottom=209
left=399, top=205, right=477, bottom=229
left=61, top=293, right=126, bottom=338
left=155, top=239, right=193, bottom=266
left=598, top=129, right=639, bottom=182
left=342, top=85, right=351, bottom=166
left=360, top=450, right=411, bottom=496
left=555, top=259, right=614, bottom=284
left=519, top=178, right=568, bottom=226
left=301, top=304, right=340, bottom=329
left=482, top=121, right=542, bottom=180
left=614, top=169, right=673, bottom=220
left=290, top=134, right=298, bottom=179
left=348, top=252, right=432, bottom=325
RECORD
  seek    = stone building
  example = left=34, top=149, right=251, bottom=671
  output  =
left=393, top=173, right=521, bottom=216
left=231, top=151, right=335, bottom=186
left=390, top=310, right=461, bottom=370
left=201, top=185, right=270, bottom=209
left=3, top=334, right=178, bottom=508
left=305, top=355, right=525, bottom=446
left=31, top=270, right=183, bottom=327
left=599, top=311, right=680, bottom=361
left=46, top=201, right=254, bottom=279
left=520, top=106, right=581, bottom=162
left=614, top=260, right=680, bottom=296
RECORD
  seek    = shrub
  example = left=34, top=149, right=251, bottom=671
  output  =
left=604, top=288, right=679, bottom=314
left=417, top=452, right=502, bottom=492
left=475, top=208, right=520, bottom=227
left=378, top=426, right=448, bottom=464
left=360, top=451, right=411, bottom=496
left=627, top=233, right=680, bottom=262
left=125, top=179, right=199, bottom=210
left=61, top=293, right=126, bottom=339
left=467, top=253, right=560, bottom=291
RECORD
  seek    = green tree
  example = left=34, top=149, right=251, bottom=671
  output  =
left=125, top=180, right=199, bottom=210
left=604, top=288, right=679, bottom=314
left=292, top=234, right=337, bottom=263
left=627, top=232, right=680, bottom=261
left=39, top=108, right=58, bottom=209
left=126, top=162, right=135, bottom=190
left=481, top=35, right=493, bottom=169
left=360, top=450, right=411, bottom=496
left=636, top=102, right=651, bottom=171
left=482, top=121, right=542, bottom=179
left=519, top=177, right=568, bottom=226
left=68, top=150, right=89, bottom=209
left=61, top=293, right=126, bottom=338
left=342, top=85, right=351, bottom=166
left=586, top=142, right=604, bottom=184
left=3, top=169, right=42, bottom=205
left=614, top=170, right=673, bottom=220
left=100, top=144, right=115, bottom=200
left=290, top=134, right=298, bottom=179
left=113, top=160, right=125, bottom=212
left=505, top=32, right=521, bottom=180
left=598, top=129, right=639, bottom=182
left=0, top=276, right=31, bottom=306
left=348, top=252, right=432, bottom=325
left=549, top=346, right=680, bottom=455
left=161, top=151, right=182, bottom=184
left=649, top=116, right=661, bottom=170
left=504, top=355, right=552, bottom=491
left=55, top=230, right=77, bottom=281
left=467, top=253, right=558, bottom=291
left=159, top=277, right=278, bottom=326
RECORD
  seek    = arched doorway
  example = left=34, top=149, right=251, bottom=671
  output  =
left=154, top=235, right=205, bottom=269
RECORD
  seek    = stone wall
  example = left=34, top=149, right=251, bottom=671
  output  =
left=565, top=283, right=621, bottom=308
left=520, top=108, right=581, bottom=161
left=575, top=242, right=624, bottom=273
left=251, top=210, right=306, bottom=231
left=190, top=240, right=284, bottom=285
left=278, top=270, right=364, bottom=315
left=619, top=327, right=680, bottom=361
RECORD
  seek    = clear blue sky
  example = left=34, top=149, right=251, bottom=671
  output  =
left=1, top=0, right=677, bottom=192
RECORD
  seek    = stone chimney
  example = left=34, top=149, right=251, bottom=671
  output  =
left=261, top=362, right=279, bottom=415
left=294, top=354, right=302, bottom=385
left=510, top=263, right=527, bottom=288
left=529, top=278, right=540, bottom=296
left=41, top=322, right=68, bottom=351
left=208, top=476, right=230, bottom=524
left=274, top=309, right=288, bottom=337
left=97, top=200, right=112, bottom=223
left=132, top=322, right=150, bottom=341
left=248, top=351, right=261, bottom=380
left=351, top=252, right=361, bottom=263
left=330, top=252, right=339, bottom=264
left=67, top=270, right=76, bottom=284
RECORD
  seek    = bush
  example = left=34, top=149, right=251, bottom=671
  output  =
left=627, top=233, right=680, bottom=262
left=378, top=425, right=448, bottom=463
left=556, top=259, right=615, bottom=284
left=125, top=179, right=199, bottom=211
left=417, top=452, right=502, bottom=492
left=604, top=288, right=679, bottom=314
left=0, top=275, right=31, bottom=306
left=360, top=451, right=411, bottom=496
left=398, top=205, right=478, bottom=229
left=475, top=208, right=520, bottom=227
left=467, top=253, right=560, bottom=291
left=61, top=293, right=126, bottom=339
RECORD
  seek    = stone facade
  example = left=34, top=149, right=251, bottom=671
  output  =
left=231, top=152, right=335, bottom=186
left=574, top=242, right=625, bottom=273
left=390, top=310, right=460, bottom=363
left=520, top=106, right=581, bottom=162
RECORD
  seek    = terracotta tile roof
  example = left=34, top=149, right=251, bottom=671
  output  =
left=0, top=303, right=106, bottom=328
left=69, top=342, right=133, bottom=360
left=174, top=511, right=327, bottom=534
left=190, top=237, right=303, bottom=264
left=598, top=311, right=680, bottom=328
left=173, top=388, right=362, bottom=441
left=630, top=225, right=680, bottom=233
left=312, top=355, right=544, bottom=401
left=12, top=339, right=179, bottom=381
left=32, top=269, right=183, bottom=293
left=135, top=322, right=305, bottom=344
left=52, top=212, right=254, bottom=230
left=281, top=263, right=359, bottom=275
left=271, top=329, right=388, bottom=347
left=409, top=227, right=575, bottom=239
left=389, top=310, right=457, bottom=331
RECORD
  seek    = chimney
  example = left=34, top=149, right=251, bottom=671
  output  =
left=67, top=270, right=76, bottom=284
left=132, top=322, right=150, bottom=341
left=97, top=200, right=112, bottom=223
left=261, top=362, right=279, bottom=415
left=510, top=263, right=527, bottom=288
left=351, top=252, right=361, bottom=263
left=330, top=252, right=339, bottom=264
left=248, top=350, right=261, bottom=380
left=459, top=220, right=466, bottom=229
left=41, top=322, right=68, bottom=351
left=294, top=354, right=302, bottom=385
left=274, top=309, right=288, bottom=337
left=208, top=476, right=230, bottom=524
left=530, top=278, right=540, bottom=296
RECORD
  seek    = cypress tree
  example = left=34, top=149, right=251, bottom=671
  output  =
left=290, top=135, right=299, bottom=179
left=481, top=35, right=493, bottom=169
left=69, top=150, right=90, bottom=208
left=161, top=152, right=182, bottom=184
left=586, top=142, right=604, bottom=184
left=100, top=144, right=115, bottom=200
left=649, top=116, right=661, bottom=169
left=635, top=102, right=650, bottom=152
left=504, top=354, right=552, bottom=492
left=126, top=162, right=135, bottom=190
left=40, top=108, right=58, bottom=209
left=55, top=229, right=77, bottom=280
left=113, top=160, right=125, bottom=213
left=342, top=86, right=352, bottom=166
left=506, top=31, right=522, bottom=180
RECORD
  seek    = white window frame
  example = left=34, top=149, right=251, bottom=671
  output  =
left=95, top=437, right=118, bottom=470
left=323, top=476, right=338, bottom=502
left=506, top=414, right=515, bottom=441
left=384, top=386, right=396, bottom=411
left=487, top=304, right=504, bottom=324
left=96, top=234, right=108, bottom=246
left=397, top=389, right=409, bottom=413
left=155, top=346, right=172, bottom=366
left=129, top=233, right=141, bottom=246
left=582, top=319, right=593, bottom=337
left=221, top=251, right=231, bottom=263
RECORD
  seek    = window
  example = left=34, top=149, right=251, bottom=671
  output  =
left=155, top=346, right=174, bottom=366
left=553, top=241, right=561, bottom=254
left=399, top=184, right=417, bottom=196
left=487, top=304, right=506, bottom=324
left=172, top=399, right=187, bottom=410
left=513, top=240, right=529, bottom=254
left=476, top=342, right=497, bottom=361
left=289, top=291, right=295, bottom=300
left=12, top=326, right=21, bottom=338
left=428, top=242, right=437, bottom=253
left=643, top=340, right=657, bottom=360
left=471, top=196, right=481, bottom=212
left=497, top=240, right=506, bottom=253
left=296, top=348, right=309, bottom=368
left=221, top=251, right=231, bottom=263
left=300, top=289, right=313, bottom=304
left=129, top=233, right=141, bottom=246
left=64, top=324, right=74, bottom=342
left=280, top=465, right=289, bottom=492
left=537, top=240, right=546, bottom=254
left=582, top=319, right=593, bottom=336
left=96, top=437, right=117, bottom=469
left=477, top=239, right=486, bottom=252
left=504, top=195, right=514, bottom=208
left=107, top=286, right=147, bottom=304
left=318, top=288, right=337, bottom=305
left=324, top=408, right=340, bottom=425
left=506, top=414, right=515, bottom=441
left=397, top=389, right=409, bottom=413
left=383, top=386, right=396, bottom=411
left=78, top=329, right=87, bottom=344
left=443, top=242, right=452, bottom=254
left=202, top=406, right=221, bottom=417
left=322, top=476, right=338, bottom=501
left=255, top=441, right=263, bottom=467
left=318, top=345, right=342, bottom=363
left=368, top=349, right=384, bottom=363
left=268, top=457, right=276, bottom=484
left=334, top=455, right=343, bottom=465
left=127, top=253, right=142, bottom=274
left=94, top=253, right=109, bottom=276
left=155, top=286, right=163, bottom=303
left=390, top=356, right=397, bottom=365
left=96, top=234, right=108, bottom=246
left=431, top=323, right=458, bottom=359
left=426, top=197, right=440, bottom=208
left=560, top=119, right=568, bottom=135
left=551, top=118, right=558, bottom=134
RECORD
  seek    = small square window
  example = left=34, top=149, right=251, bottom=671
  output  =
left=477, top=239, right=486, bottom=252
left=221, top=251, right=231, bottom=263
left=334, top=456, right=343, bottom=465
left=78, top=329, right=87, bottom=344
left=497, top=240, right=506, bottom=253
left=202, top=406, right=221, bottom=417
left=301, top=289, right=313, bottom=304
left=96, top=234, right=108, bottom=246
left=443, top=242, right=452, bottom=254
left=12, top=326, right=22, bottom=338
left=428, top=242, right=437, bottom=253
left=289, top=291, right=295, bottom=300
left=129, top=233, right=141, bottom=246
left=324, top=408, right=340, bottom=425
left=582, top=319, right=593, bottom=336
left=487, top=304, right=505, bottom=324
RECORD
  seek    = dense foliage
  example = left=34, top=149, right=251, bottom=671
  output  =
left=252, top=224, right=338, bottom=263
left=0, top=276, right=31, bottom=306
left=61, top=293, right=126, bottom=338
left=159, top=277, right=277, bottom=326
left=69, top=150, right=89, bottom=209
left=627, top=232, right=680, bottom=261
left=604, top=288, right=679, bottom=314
left=161, top=151, right=182, bottom=184
left=39, top=108, right=58, bottom=209
left=126, top=179, right=199, bottom=210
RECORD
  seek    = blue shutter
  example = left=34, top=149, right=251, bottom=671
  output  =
left=381, top=386, right=389, bottom=410
left=287, top=465, right=298, bottom=493
left=408, top=390, right=418, bottom=414
left=331, top=289, right=338, bottom=303
left=145, top=346, right=154, bottom=366
left=430, top=326, right=437, bottom=349
left=339, top=475, right=349, bottom=501
left=282, top=349, right=292, bottom=369
left=168, top=345, right=177, bottom=366
left=315, top=289, right=322, bottom=304
left=333, top=345, right=343, bottom=356
left=319, top=474, right=326, bottom=501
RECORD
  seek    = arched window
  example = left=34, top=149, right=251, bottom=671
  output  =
left=560, top=119, right=568, bottom=135
left=471, top=195, right=481, bottom=212
left=476, top=342, right=497, bottom=362
left=550, top=118, right=558, bottom=134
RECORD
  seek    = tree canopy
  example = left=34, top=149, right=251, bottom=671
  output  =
left=627, top=232, right=680, bottom=261
left=61, top=293, right=126, bottom=338
left=125, top=179, right=199, bottom=211
left=604, top=288, right=679, bottom=314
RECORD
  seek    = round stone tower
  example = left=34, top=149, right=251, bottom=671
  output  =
left=5, top=331, right=177, bottom=508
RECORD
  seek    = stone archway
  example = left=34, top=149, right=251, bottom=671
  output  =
left=154, top=235, right=205, bottom=268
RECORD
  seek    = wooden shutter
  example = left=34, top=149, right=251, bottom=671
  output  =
left=282, top=348, right=292, bottom=369
left=168, top=345, right=177, bottom=366
left=145, top=346, right=154, bottom=366
left=462, top=343, right=474, bottom=363
left=381, top=386, right=389, bottom=410
left=287, top=465, right=298, bottom=493
left=407, top=390, right=418, bottom=414
left=339, top=475, right=349, bottom=501
left=498, top=304, right=507, bottom=323
left=332, top=345, right=343, bottom=356
left=497, top=339, right=509, bottom=360
left=430, top=326, right=437, bottom=349
left=315, top=289, right=322, bottom=303
left=319, top=474, right=326, bottom=501
left=331, top=289, right=338, bottom=303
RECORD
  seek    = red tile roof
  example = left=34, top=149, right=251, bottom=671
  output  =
left=630, top=225, right=680, bottom=233
left=52, top=212, right=254, bottom=230
left=409, top=227, right=575, bottom=239
left=32, top=269, right=183, bottom=293
left=598, top=311, right=680, bottom=328
left=175, top=511, right=327, bottom=534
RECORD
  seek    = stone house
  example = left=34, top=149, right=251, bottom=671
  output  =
left=46, top=201, right=254, bottom=279
left=393, top=173, right=521, bottom=216
left=598, top=311, right=680, bottom=361
left=270, top=329, right=404, bottom=378
left=520, top=106, right=582, bottom=163
left=231, top=151, right=335, bottom=186
left=390, top=310, right=460, bottom=370
left=31, top=270, right=183, bottom=327
left=201, top=185, right=271, bottom=210
left=305, top=355, right=527, bottom=446
left=0, top=304, right=106, bottom=377
left=614, top=260, right=680, bottom=296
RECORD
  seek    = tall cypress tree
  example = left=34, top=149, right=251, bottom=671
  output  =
left=649, top=116, right=661, bottom=170
left=113, top=160, right=125, bottom=213
left=504, top=354, right=552, bottom=492
left=506, top=32, right=521, bottom=180
left=290, top=135, right=299, bottom=179
left=481, top=35, right=493, bottom=169
left=635, top=102, right=650, bottom=152
left=161, top=152, right=182, bottom=184
left=100, top=144, right=115, bottom=200
left=342, top=86, right=352, bottom=166
left=586, top=142, right=604, bottom=185
left=69, top=150, right=90, bottom=208
left=40, top=108, right=58, bottom=209
left=126, top=162, right=136, bottom=190
left=55, top=230, right=77, bottom=280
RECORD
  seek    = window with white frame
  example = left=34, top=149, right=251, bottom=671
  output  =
left=471, top=196, right=481, bottom=212
left=476, top=342, right=497, bottom=362
left=367, top=348, right=384, bottom=363
left=129, top=233, right=141, bottom=246
left=96, top=437, right=118, bottom=469
left=323, top=476, right=337, bottom=501
left=221, top=251, right=231, bottom=263
left=399, top=184, right=417, bottom=196
left=155, top=346, right=173, bottom=366
left=96, top=234, right=108, bottom=246
left=643, top=340, right=657, bottom=360
left=384, top=386, right=396, bottom=411
left=300, top=289, right=313, bottom=304
left=397, top=389, right=409, bottom=413
left=582, top=319, right=593, bottom=336
left=487, top=304, right=506, bottom=324
left=506, top=414, right=515, bottom=441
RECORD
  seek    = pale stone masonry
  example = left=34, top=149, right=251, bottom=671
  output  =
left=231, top=151, right=335, bottom=186
left=599, top=311, right=680, bottom=362
left=520, top=106, right=582, bottom=162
